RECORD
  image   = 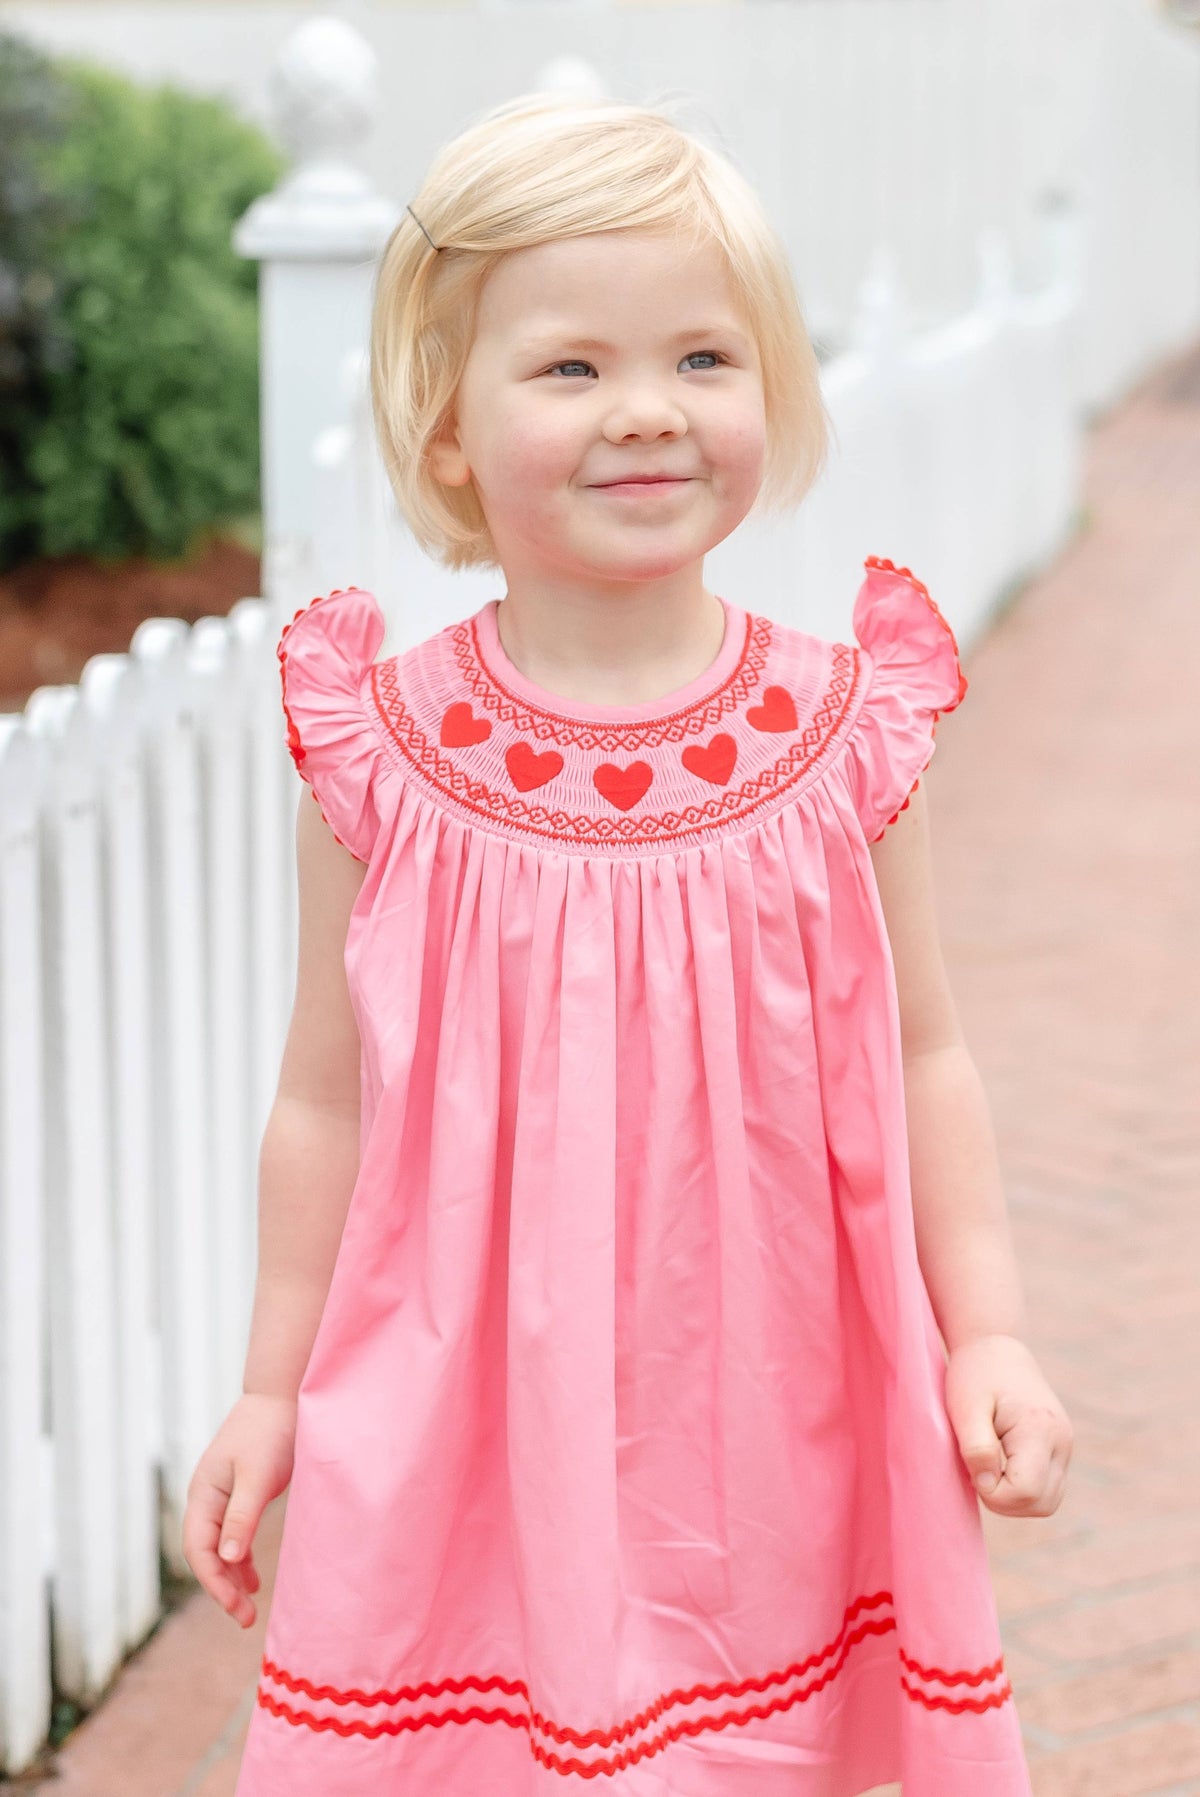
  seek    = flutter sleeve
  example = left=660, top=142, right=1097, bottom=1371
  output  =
left=276, top=586, right=390, bottom=864
left=841, top=556, right=969, bottom=843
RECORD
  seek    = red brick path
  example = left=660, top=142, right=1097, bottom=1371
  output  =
left=936, top=337, right=1200, bottom=1797
left=6, top=340, right=1198, bottom=1796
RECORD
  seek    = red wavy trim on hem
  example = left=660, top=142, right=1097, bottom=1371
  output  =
left=257, top=1591, right=1013, bottom=1774
left=900, top=1645, right=1007, bottom=1687
left=260, top=1590, right=889, bottom=1722
left=257, top=1615, right=899, bottom=1776
left=861, top=556, right=969, bottom=844
left=257, top=1633, right=1011, bottom=1778
left=276, top=587, right=368, bottom=863
left=901, top=1676, right=1015, bottom=1715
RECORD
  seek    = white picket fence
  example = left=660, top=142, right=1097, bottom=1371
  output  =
left=0, top=547, right=322, bottom=1766
left=0, top=2, right=1196, bottom=1778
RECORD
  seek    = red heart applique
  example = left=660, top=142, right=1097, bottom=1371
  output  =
left=505, top=740, right=564, bottom=793
left=745, top=685, right=797, bottom=733
left=594, top=761, right=653, bottom=812
left=681, top=734, right=737, bottom=786
left=441, top=701, right=491, bottom=747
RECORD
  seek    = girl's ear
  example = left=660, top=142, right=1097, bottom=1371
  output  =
left=427, top=415, right=472, bottom=488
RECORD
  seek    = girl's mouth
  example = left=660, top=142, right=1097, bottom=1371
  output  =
left=593, top=479, right=692, bottom=496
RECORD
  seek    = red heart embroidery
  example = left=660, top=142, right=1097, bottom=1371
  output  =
left=745, top=685, right=797, bottom=733
left=681, top=733, right=737, bottom=786
left=441, top=701, right=491, bottom=747
left=594, top=761, right=653, bottom=812
left=505, top=739, right=563, bottom=793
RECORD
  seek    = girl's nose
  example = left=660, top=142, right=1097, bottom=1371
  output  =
left=603, top=394, right=688, bottom=436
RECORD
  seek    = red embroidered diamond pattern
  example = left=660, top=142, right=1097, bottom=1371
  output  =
left=368, top=627, right=864, bottom=849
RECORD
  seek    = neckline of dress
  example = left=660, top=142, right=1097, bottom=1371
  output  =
left=470, top=594, right=749, bottom=725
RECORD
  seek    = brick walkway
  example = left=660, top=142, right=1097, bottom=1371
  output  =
left=935, top=337, right=1200, bottom=1796
left=6, top=340, right=1199, bottom=1796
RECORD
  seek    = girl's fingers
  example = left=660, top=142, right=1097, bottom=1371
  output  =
left=209, top=1559, right=257, bottom=1622
left=218, top=1479, right=274, bottom=1583
left=213, top=1568, right=257, bottom=1626
left=979, top=1442, right=1064, bottom=1517
left=183, top=1479, right=260, bottom=1623
left=189, top=1541, right=257, bottom=1624
left=210, top=1539, right=261, bottom=1615
left=224, top=1553, right=261, bottom=1599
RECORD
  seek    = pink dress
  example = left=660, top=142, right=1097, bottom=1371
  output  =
left=235, top=556, right=1032, bottom=1797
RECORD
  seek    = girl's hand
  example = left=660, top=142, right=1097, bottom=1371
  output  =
left=182, top=1393, right=298, bottom=1629
left=943, top=1333, right=1074, bottom=1518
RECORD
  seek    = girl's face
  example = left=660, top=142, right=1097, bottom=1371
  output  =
left=429, top=228, right=767, bottom=591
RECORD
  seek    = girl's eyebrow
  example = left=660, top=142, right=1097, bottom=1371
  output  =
left=516, top=324, right=751, bottom=354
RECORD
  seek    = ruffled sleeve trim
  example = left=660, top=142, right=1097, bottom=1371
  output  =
left=277, top=586, right=389, bottom=864
left=842, top=556, right=969, bottom=844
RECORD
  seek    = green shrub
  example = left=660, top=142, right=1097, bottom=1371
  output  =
left=0, top=31, right=81, bottom=565
left=0, top=37, right=285, bottom=569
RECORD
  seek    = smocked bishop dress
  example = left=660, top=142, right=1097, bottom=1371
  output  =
left=235, top=556, right=1032, bottom=1797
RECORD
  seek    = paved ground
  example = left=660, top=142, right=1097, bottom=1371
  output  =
left=6, top=339, right=1199, bottom=1796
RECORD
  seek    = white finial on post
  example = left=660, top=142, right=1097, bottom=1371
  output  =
left=234, top=16, right=399, bottom=613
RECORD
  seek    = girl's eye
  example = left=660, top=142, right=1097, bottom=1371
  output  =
left=543, top=351, right=729, bottom=378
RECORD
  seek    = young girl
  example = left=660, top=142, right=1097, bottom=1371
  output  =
left=187, top=93, right=1073, bottom=1796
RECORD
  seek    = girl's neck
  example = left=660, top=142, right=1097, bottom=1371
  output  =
left=492, top=580, right=727, bottom=710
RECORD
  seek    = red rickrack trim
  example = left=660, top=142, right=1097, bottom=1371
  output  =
left=276, top=587, right=367, bottom=863
left=861, top=556, right=969, bottom=844
left=871, top=772, right=924, bottom=841
left=256, top=1592, right=1014, bottom=1776
left=899, top=1643, right=1013, bottom=1714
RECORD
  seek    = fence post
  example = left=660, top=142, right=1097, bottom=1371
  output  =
left=233, top=14, right=399, bottom=620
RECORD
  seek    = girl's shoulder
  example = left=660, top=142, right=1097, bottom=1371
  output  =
left=275, top=588, right=516, bottom=862
left=276, top=584, right=395, bottom=863
left=836, top=555, right=969, bottom=844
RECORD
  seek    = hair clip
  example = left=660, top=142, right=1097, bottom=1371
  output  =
left=406, top=204, right=442, bottom=252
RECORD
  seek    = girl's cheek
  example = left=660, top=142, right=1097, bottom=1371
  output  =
left=498, top=422, right=580, bottom=491
left=713, top=415, right=768, bottom=486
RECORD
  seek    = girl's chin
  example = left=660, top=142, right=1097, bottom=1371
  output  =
left=500, top=518, right=712, bottom=578
left=571, top=536, right=701, bottom=569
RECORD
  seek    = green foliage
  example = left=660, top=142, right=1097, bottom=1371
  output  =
left=0, top=35, right=285, bottom=569
left=0, top=31, right=81, bottom=563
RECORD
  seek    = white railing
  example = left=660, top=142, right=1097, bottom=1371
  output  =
left=0, top=4, right=1194, bottom=1778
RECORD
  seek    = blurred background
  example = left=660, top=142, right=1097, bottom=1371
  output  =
left=0, top=1, right=1198, bottom=1792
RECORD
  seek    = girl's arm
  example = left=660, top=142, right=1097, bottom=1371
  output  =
left=242, top=792, right=370, bottom=1402
left=867, top=781, right=1027, bottom=1356
left=182, top=797, right=369, bottom=1628
left=869, top=782, right=1073, bottom=1517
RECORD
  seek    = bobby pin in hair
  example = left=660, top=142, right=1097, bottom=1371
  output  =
left=406, top=204, right=442, bottom=252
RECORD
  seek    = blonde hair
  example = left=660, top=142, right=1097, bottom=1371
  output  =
left=369, top=91, right=831, bottom=573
